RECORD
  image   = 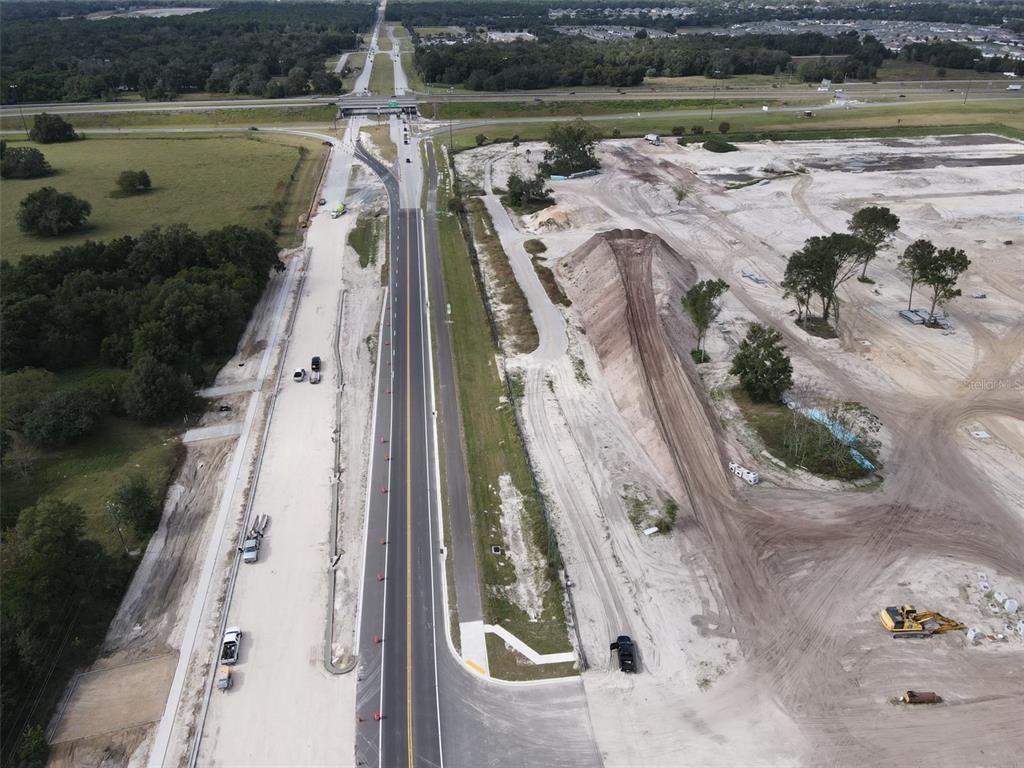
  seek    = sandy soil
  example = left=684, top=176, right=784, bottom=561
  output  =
left=461, top=135, right=1024, bottom=766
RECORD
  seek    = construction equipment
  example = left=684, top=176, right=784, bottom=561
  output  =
left=878, top=605, right=966, bottom=638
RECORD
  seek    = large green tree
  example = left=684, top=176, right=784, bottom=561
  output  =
left=16, top=187, right=91, bottom=236
left=848, top=205, right=900, bottom=280
left=22, top=388, right=107, bottom=447
left=505, top=171, right=553, bottom=208
left=0, top=147, right=52, bottom=179
left=683, top=278, right=729, bottom=362
left=0, top=368, right=57, bottom=430
left=919, top=245, right=970, bottom=320
left=121, top=356, right=193, bottom=422
left=27, top=113, right=77, bottom=144
left=107, top=474, right=161, bottom=537
left=540, top=120, right=601, bottom=177
left=785, top=233, right=872, bottom=325
left=897, top=238, right=935, bottom=310
left=730, top=323, right=793, bottom=403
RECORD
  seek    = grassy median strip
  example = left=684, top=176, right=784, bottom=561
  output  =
left=433, top=144, right=573, bottom=669
left=464, top=198, right=539, bottom=354
left=424, top=97, right=783, bottom=121
left=368, top=53, right=395, bottom=96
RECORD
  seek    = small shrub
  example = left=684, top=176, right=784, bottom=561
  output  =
left=703, top=136, right=738, bottom=153
left=116, top=169, right=152, bottom=195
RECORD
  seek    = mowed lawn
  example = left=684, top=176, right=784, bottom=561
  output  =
left=1, top=134, right=310, bottom=261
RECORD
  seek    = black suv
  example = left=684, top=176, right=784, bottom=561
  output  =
left=610, top=635, right=637, bottom=673
left=311, top=356, right=322, bottom=372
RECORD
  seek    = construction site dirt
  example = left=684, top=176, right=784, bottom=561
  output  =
left=457, top=135, right=1024, bottom=766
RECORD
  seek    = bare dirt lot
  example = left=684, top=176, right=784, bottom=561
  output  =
left=458, top=135, right=1024, bottom=766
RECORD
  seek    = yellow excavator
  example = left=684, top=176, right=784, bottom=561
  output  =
left=879, top=605, right=966, bottom=638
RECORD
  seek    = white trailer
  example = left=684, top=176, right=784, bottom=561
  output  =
left=644, top=133, right=661, bottom=145
left=728, top=461, right=760, bottom=485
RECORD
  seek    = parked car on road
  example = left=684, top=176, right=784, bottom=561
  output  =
left=293, top=368, right=306, bottom=382
left=311, top=355, right=322, bottom=371
left=221, top=628, right=242, bottom=665
left=216, top=664, right=233, bottom=690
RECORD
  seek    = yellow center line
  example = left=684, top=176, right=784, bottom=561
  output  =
left=404, top=210, right=414, bottom=768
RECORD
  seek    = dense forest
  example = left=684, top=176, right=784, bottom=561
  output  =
left=387, top=0, right=1024, bottom=34
left=414, top=31, right=889, bottom=90
left=1, top=225, right=281, bottom=388
left=1, top=2, right=374, bottom=103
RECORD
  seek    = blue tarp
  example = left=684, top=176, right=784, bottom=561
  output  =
left=806, top=408, right=859, bottom=444
left=805, top=408, right=876, bottom=471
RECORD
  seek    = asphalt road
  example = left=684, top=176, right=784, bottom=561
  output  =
left=355, top=123, right=603, bottom=768
left=355, top=143, right=444, bottom=768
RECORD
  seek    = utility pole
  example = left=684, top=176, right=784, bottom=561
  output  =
left=709, top=70, right=722, bottom=122
left=447, top=86, right=454, bottom=153
left=9, top=84, right=28, bottom=135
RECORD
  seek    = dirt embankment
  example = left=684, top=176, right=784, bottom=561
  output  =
left=558, top=229, right=698, bottom=504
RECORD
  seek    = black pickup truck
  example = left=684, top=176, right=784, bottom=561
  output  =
left=610, top=635, right=637, bottom=673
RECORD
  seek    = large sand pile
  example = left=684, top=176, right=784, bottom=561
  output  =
left=557, top=229, right=697, bottom=501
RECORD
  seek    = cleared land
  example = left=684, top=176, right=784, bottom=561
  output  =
left=1, top=134, right=327, bottom=259
left=455, top=133, right=1024, bottom=766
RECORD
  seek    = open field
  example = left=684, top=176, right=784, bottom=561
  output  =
left=422, top=97, right=797, bottom=121
left=0, top=134, right=326, bottom=260
left=456, top=131, right=1024, bottom=765
left=1, top=410, right=181, bottom=554
left=449, top=99, right=1024, bottom=149
left=434, top=144, right=573, bottom=665
left=341, top=51, right=367, bottom=92
left=414, top=25, right=464, bottom=37
left=368, top=52, right=394, bottom=96
left=873, top=59, right=1016, bottom=82
left=0, top=105, right=336, bottom=132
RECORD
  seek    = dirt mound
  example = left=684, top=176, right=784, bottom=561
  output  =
left=557, top=229, right=698, bottom=500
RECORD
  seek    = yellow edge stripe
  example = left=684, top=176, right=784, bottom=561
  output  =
left=465, top=659, right=486, bottom=675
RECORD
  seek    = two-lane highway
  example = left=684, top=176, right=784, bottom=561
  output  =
left=355, top=144, right=443, bottom=768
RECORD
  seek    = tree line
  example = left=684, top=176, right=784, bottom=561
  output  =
left=1, top=224, right=282, bottom=424
left=413, top=31, right=888, bottom=90
left=900, top=40, right=1024, bottom=75
left=1, top=2, right=373, bottom=103
left=387, top=1, right=1022, bottom=35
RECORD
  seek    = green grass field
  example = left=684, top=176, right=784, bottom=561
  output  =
left=433, top=143, right=572, bottom=667
left=341, top=52, right=367, bottom=92
left=0, top=105, right=336, bottom=132
left=414, top=25, right=464, bottom=37
left=450, top=99, right=1024, bottom=149
left=348, top=211, right=385, bottom=268
left=1, top=134, right=326, bottom=260
left=369, top=53, right=395, bottom=96
left=421, top=97, right=796, bottom=121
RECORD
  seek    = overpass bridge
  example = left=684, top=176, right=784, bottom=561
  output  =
left=337, top=95, right=418, bottom=118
